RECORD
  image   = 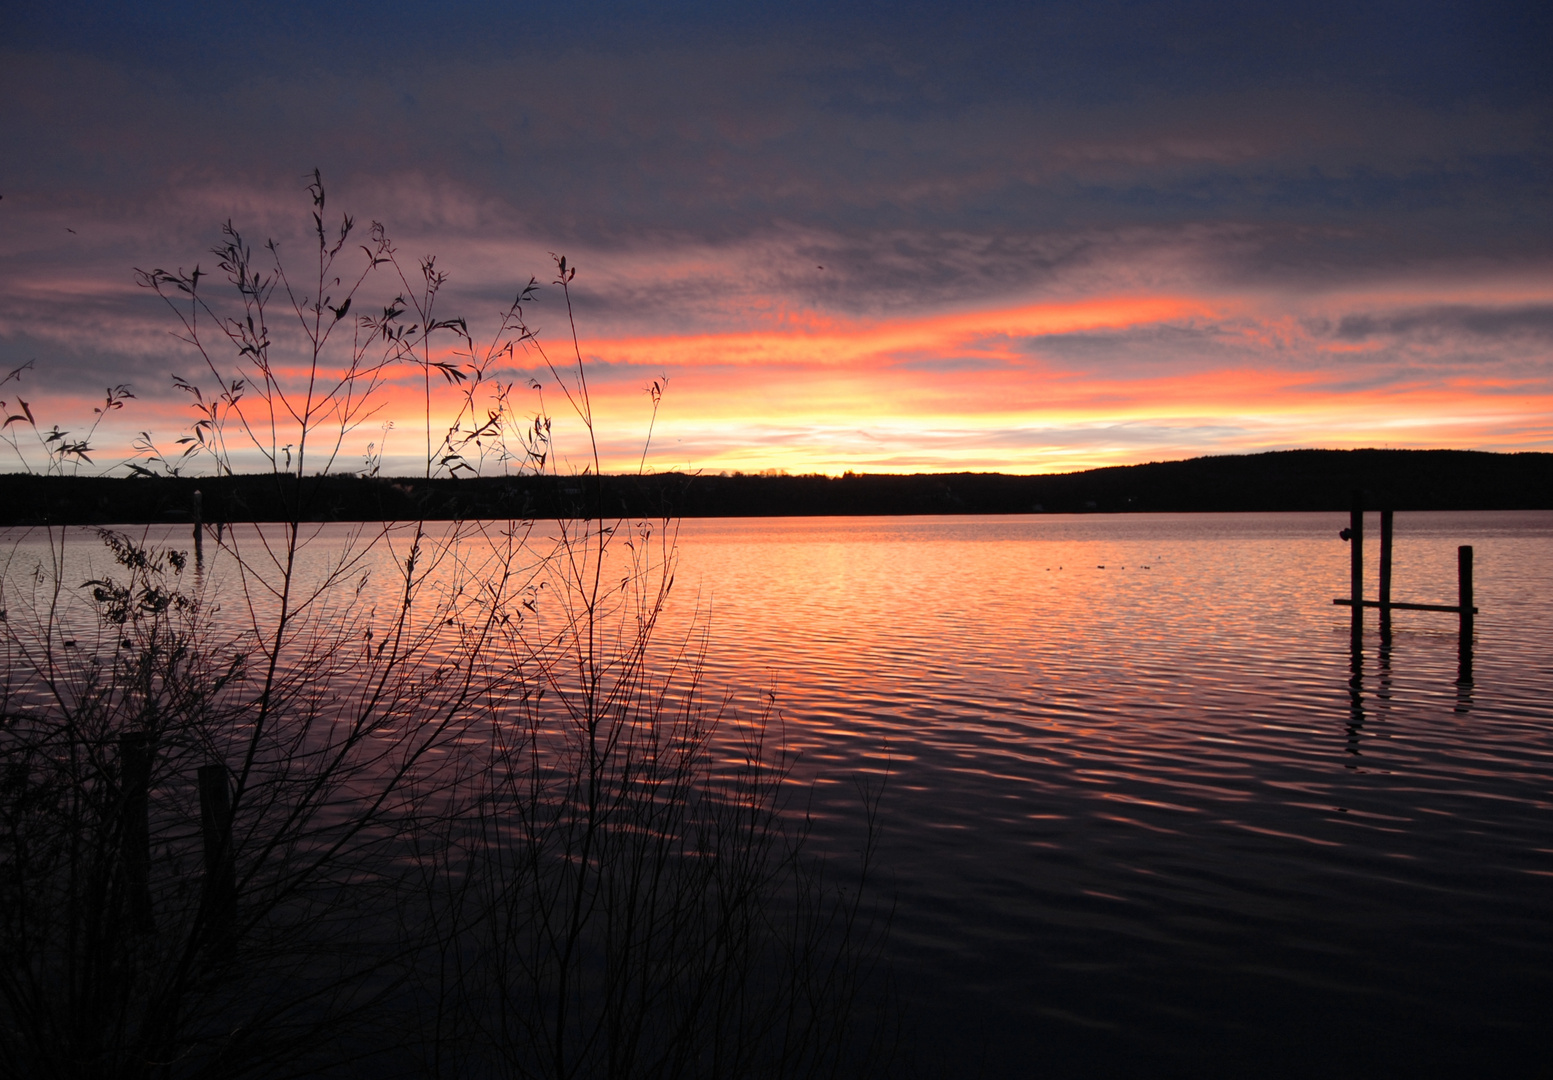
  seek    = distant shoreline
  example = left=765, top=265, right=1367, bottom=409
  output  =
left=3, top=449, right=1550, bottom=526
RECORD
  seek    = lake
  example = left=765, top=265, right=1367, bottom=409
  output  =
left=666, top=512, right=1553, bottom=1078
left=4, top=511, right=1549, bottom=1077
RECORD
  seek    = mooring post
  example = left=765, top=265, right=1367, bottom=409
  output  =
left=1379, top=509, right=1394, bottom=641
left=119, top=733, right=155, bottom=932
left=1457, top=545, right=1474, bottom=685
left=1346, top=490, right=1364, bottom=644
left=198, top=763, right=236, bottom=954
left=192, top=489, right=204, bottom=565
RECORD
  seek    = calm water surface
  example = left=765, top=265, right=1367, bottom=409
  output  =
left=667, top=513, right=1552, bottom=1078
left=6, top=512, right=1549, bottom=1077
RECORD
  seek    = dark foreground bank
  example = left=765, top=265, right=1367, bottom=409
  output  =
left=3, top=449, right=1550, bottom=525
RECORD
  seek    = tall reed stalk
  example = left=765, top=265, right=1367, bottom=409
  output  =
left=0, top=176, right=891, bottom=1079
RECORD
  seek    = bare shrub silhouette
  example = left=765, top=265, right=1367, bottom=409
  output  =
left=2, top=360, right=136, bottom=475
left=0, top=174, right=891, bottom=1079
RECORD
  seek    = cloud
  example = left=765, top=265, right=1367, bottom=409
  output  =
left=0, top=1, right=1548, bottom=473
left=1333, top=304, right=1553, bottom=342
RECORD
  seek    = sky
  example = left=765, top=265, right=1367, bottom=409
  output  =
left=1, top=0, right=1549, bottom=476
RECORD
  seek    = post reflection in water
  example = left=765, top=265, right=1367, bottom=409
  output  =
left=1347, top=596, right=1474, bottom=744
left=1376, top=623, right=1394, bottom=705
left=1342, top=514, right=1480, bottom=739
left=1346, top=632, right=1366, bottom=758
left=1455, top=672, right=1475, bottom=715
left=1455, top=618, right=1476, bottom=714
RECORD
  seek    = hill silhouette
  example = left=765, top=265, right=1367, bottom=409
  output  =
left=2, top=449, right=1548, bottom=525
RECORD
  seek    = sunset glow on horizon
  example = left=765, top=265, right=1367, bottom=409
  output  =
left=8, top=272, right=1551, bottom=478
left=556, top=281, right=1553, bottom=475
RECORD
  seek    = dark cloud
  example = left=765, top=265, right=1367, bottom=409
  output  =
left=5, top=2, right=1547, bottom=252
left=1334, top=305, right=1553, bottom=342
left=1020, top=320, right=1296, bottom=380
left=11, top=0, right=1548, bottom=101
left=0, top=335, right=181, bottom=398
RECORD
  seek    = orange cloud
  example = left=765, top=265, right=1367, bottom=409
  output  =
left=577, top=295, right=1212, bottom=371
left=15, top=283, right=1551, bottom=478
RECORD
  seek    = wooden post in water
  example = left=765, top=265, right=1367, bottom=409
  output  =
left=119, top=733, right=155, bottom=932
left=191, top=489, right=203, bottom=565
left=1346, top=490, right=1364, bottom=644
left=1330, top=505, right=1478, bottom=690
left=1379, top=510, right=1394, bottom=641
left=1457, top=545, right=1474, bottom=685
left=198, top=764, right=236, bottom=954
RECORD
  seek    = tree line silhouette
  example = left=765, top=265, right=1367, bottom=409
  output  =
left=4, top=448, right=1549, bottom=526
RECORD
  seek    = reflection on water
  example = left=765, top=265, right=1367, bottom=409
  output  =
left=663, top=511, right=1552, bottom=1078
left=4, top=511, right=1550, bottom=1077
left=1345, top=639, right=1365, bottom=759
